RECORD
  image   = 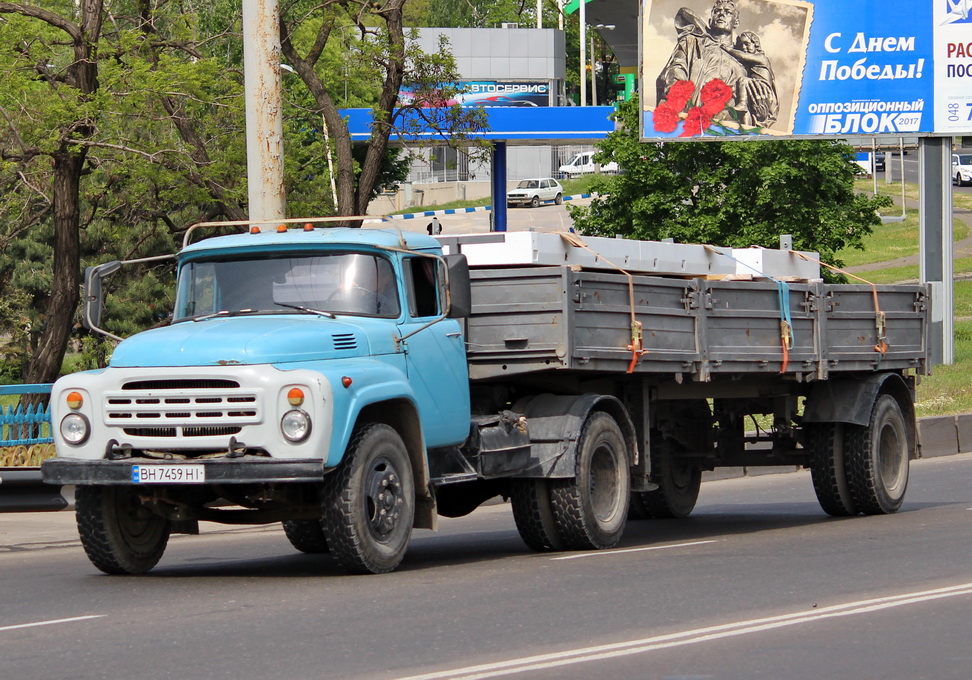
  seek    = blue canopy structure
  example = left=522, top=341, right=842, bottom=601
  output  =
left=342, top=105, right=617, bottom=231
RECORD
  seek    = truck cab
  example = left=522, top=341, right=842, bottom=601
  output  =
left=44, top=226, right=471, bottom=574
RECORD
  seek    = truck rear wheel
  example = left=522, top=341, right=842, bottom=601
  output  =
left=510, top=478, right=566, bottom=551
left=550, top=412, right=630, bottom=550
left=75, top=485, right=171, bottom=575
left=844, top=395, right=910, bottom=515
left=282, top=519, right=330, bottom=554
left=807, top=422, right=857, bottom=516
left=634, top=450, right=702, bottom=519
left=322, top=423, right=414, bottom=574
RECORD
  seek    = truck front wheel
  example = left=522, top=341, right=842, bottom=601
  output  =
left=75, top=485, right=171, bottom=575
left=844, top=395, right=911, bottom=515
left=550, top=412, right=630, bottom=550
left=322, top=423, right=415, bottom=574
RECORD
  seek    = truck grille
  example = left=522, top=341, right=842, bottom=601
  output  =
left=105, top=380, right=261, bottom=437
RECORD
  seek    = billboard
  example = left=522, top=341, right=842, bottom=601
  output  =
left=641, top=0, right=972, bottom=140
left=399, top=81, right=551, bottom=108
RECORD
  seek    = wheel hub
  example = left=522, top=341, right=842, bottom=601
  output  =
left=367, top=462, right=404, bottom=538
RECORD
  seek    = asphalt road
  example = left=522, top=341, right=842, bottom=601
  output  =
left=3, top=453, right=972, bottom=680
left=879, top=151, right=972, bottom=196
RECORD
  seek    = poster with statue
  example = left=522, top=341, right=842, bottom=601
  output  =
left=641, top=0, right=972, bottom=140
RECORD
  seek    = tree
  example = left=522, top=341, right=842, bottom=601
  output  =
left=0, top=0, right=488, bottom=383
left=569, top=96, right=892, bottom=271
left=280, top=0, right=488, bottom=220
left=0, top=0, right=249, bottom=382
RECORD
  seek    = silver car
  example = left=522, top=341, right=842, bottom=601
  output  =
left=507, top=178, right=564, bottom=208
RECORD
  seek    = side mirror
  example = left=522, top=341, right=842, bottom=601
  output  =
left=445, top=254, right=471, bottom=319
left=82, top=261, right=122, bottom=331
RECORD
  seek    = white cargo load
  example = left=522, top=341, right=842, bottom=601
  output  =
left=436, top=231, right=820, bottom=280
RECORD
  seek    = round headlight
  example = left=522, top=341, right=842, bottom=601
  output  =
left=60, top=413, right=90, bottom=445
left=281, top=409, right=311, bottom=442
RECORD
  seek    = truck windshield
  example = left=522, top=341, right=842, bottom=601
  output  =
left=173, top=252, right=400, bottom=321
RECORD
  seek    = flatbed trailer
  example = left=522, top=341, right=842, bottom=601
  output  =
left=42, top=226, right=931, bottom=574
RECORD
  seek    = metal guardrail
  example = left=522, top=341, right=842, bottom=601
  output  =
left=0, top=468, right=69, bottom=512
left=0, top=384, right=64, bottom=512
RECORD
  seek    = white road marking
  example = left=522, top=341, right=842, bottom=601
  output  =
left=394, top=582, right=972, bottom=680
left=0, top=615, right=104, bottom=633
left=550, top=540, right=718, bottom=561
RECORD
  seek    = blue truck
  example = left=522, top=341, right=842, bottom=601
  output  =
left=42, top=224, right=930, bottom=575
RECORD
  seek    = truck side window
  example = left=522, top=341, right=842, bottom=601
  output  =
left=405, top=257, right=440, bottom=318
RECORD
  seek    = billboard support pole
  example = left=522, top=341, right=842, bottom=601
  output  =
left=919, top=136, right=954, bottom=365
left=492, top=142, right=508, bottom=232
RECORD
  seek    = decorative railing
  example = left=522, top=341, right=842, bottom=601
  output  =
left=0, top=385, right=54, bottom=465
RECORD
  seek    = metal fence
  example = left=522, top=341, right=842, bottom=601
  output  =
left=0, top=384, right=66, bottom=513
left=0, top=384, right=53, bottom=447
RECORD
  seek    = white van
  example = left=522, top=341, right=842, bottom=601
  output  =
left=558, top=152, right=619, bottom=179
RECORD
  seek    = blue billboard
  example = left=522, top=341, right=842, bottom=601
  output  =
left=641, top=0, right=972, bottom=140
left=399, top=81, right=551, bottom=108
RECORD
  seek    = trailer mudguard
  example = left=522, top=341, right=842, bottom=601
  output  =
left=803, top=372, right=915, bottom=428
left=511, top=393, right=637, bottom=478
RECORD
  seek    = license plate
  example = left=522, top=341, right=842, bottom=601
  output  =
left=132, top=465, right=205, bottom=484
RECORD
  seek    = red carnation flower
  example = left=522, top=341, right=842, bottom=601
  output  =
left=665, top=80, right=695, bottom=110
left=652, top=103, right=681, bottom=133
left=679, top=106, right=712, bottom=137
left=700, top=78, right=732, bottom=110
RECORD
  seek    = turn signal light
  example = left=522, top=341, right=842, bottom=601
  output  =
left=66, top=391, right=83, bottom=409
left=287, top=387, right=305, bottom=406
left=341, top=376, right=353, bottom=388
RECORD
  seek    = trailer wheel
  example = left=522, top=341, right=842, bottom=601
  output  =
left=322, top=423, right=414, bottom=574
left=75, top=485, right=171, bottom=575
left=550, top=412, right=630, bottom=550
left=807, top=422, right=857, bottom=516
left=282, top=519, right=330, bottom=554
left=844, top=395, right=910, bottom=515
left=634, top=450, right=702, bottom=519
left=510, top=478, right=566, bottom=551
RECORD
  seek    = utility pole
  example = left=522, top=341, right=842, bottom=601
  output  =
left=242, top=0, right=286, bottom=223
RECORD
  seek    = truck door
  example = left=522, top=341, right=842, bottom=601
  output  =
left=398, top=256, right=471, bottom=448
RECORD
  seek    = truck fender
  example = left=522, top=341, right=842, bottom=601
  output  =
left=512, top=393, right=637, bottom=478
left=323, top=361, right=436, bottom=529
left=803, top=372, right=916, bottom=437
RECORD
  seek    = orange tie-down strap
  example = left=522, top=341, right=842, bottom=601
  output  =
left=558, top=232, right=647, bottom=373
left=790, top=251, right=888, bottom=354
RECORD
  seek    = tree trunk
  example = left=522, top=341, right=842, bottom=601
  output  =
left=24, top=153, right=84, bottom=385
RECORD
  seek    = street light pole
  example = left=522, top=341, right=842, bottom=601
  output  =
left=590, top=32, right=596, bottom=106
left=579, top=0, right=586, bottom=106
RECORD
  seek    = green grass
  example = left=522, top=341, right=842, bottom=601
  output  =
left=839, top=182, right=970, bottom=269
left=912, top=282, right=972, bottom=417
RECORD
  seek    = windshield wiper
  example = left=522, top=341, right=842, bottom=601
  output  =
left=189, top=309, right=270, bottom=322
left=274, top=302, right=336, bottom=318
